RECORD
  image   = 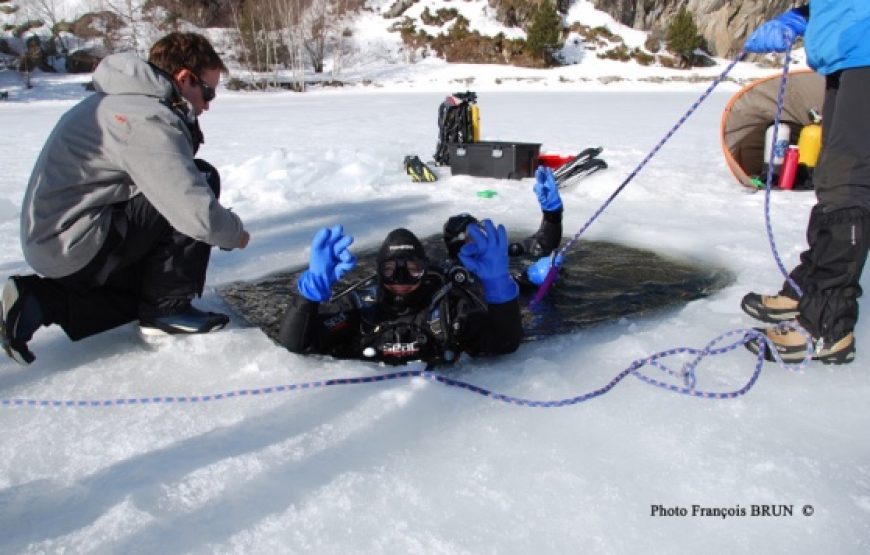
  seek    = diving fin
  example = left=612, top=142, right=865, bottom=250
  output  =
left=404, top=155, right=438, bottom=183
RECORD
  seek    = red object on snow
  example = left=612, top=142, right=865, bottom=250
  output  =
left=537, top=153, right=574, bottom=170
left=778, top=145, right=799, bottom=190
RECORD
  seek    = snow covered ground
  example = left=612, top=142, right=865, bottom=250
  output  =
left=1, top=25, right=869, bottom=555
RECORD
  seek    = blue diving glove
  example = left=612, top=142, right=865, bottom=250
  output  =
left=297, top=225, right=357, bottom=302
left=744, top=9, right=807, bottom=54
left=526, top=253, right=565, bottom=286
left=534, top=166, right=562, bottom=212
left=458, top=219, right=519, bottom=304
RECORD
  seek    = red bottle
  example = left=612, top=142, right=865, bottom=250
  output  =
left=778, top=146, right=800, bottom=190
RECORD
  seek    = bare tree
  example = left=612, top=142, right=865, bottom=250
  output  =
left=330, top=0, right=352, bottom=79
left=299, top=0, right=355, bottom=76
left=20, top=0, right=80, bottom=55
left=99, top=0, right=149, bottom=54
left=229, top=0, right=255, bottom=88
left=300, top=0, right=330, bottom=73
left=275, top=0, right=307, bottom=91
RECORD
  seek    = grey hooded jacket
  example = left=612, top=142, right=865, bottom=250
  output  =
left=21, top=53, right=244, bottom=278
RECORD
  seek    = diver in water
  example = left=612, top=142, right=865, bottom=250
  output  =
left=276, top=166, right=563, bottom=367
left=277, top=221, right=522, bottom=366
left=442, top=165, right=565, bottom=289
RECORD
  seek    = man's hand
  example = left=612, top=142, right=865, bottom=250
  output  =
left=238, top=230, right=250, bottom=249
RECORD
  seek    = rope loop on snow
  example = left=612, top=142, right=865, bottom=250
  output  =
left=1, top=325, right=815, bottom=409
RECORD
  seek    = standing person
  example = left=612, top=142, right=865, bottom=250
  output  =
left=741, top=2, right=870, bottom=363
left=1, top=32, right=249, bottom=365
left=278, top=220, right=522, bottom=367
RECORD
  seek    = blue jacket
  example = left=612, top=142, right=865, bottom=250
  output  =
left=805, top=0, right=870, bottom=75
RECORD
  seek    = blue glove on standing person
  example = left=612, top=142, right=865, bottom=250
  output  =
left=534, top=166, right=562, bottom=212
left=297, top=225, right=357, bottom=302
left=459, top=219, right=519, bottom=304
left=744, top=8, right=807, bottom=53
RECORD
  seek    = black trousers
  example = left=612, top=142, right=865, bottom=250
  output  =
left=812, top=67, right=870, bottom=212
left=34, top=159, right=221, bottom=341
left=777, top=67, right=870, bottom=343
left=781, top=206, right=869, bottom=343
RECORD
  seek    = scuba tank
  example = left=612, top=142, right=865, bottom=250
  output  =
left=778, top=146, right=800, bottom=190
left=470, top=103, right=480, bottom=142
left=762, top=122, right=791, bottom=181
left=797, top=108, right=822, bottom=168
left=794, top=108, right=822, bottom=189
left=434, top=91, right=478, bottom=165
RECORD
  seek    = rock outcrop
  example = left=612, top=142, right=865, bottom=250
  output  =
left=589, top=0, right=798, bottom=57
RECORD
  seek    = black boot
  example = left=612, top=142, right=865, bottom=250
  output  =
left=139, top=300, right=229, bottom=336
left=1, top=275, right=48, bottom=364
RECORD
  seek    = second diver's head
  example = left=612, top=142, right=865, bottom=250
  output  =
left=442, top=213, right=480, bottom=259
left=377, top=228, right=428, bottom=304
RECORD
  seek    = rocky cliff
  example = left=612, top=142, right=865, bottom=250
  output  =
left=589, top=0, right=800, bottom=57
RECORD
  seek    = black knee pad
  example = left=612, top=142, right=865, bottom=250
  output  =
left=194, top=159, right=221, bottom=198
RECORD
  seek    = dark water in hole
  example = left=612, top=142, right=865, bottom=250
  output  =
left=218, top=234, right=733, bottom=343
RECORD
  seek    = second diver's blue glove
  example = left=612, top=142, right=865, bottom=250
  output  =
left=526, top=253, right=565, bottom=286
left=534, top=166, right=562, bottom=212
left=744, top=8, right=807, bottom=54
left=297, top=225, right=357, bottom=302
left=458, top=219, right=519, bottom=304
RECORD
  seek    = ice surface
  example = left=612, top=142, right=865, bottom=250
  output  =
left=0, top=46, right=867, bottom=555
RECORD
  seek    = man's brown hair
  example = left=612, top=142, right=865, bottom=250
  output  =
left=148, top=32, right=228, bottom=77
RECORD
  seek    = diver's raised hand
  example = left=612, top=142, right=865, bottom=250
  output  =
left=459, top=219, right=518, bottom=304
left=297, top=225, right=357, bottom=302
left=534, top=166, right=562, bottom=212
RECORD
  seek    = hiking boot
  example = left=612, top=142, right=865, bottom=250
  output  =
left=1, top=276, right=44, bottom=365
left=745, top=327, right=856, bottom=365
left=139, top=305, right=229, bottom=337
left=740, top=292, right=800, bottom=323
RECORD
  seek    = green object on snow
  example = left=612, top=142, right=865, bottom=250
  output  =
left=749, top=177, right=765, bottom=189
left=476, top=190, right=498, bottom=198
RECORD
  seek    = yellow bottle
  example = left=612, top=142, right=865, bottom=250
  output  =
left=470, top=103, right=480, bottom=142
left=798, top=108, right=822, bottom=168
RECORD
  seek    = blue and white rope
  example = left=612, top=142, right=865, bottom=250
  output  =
left=532, top=54, right=747, bottom=304
left=762, top=47, right=804, bottom=297
left=1, top=327, right=813, bottom=409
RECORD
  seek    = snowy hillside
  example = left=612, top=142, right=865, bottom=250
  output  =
left=1, top=0, right=804, bottom=92
left=334, top=0, right=804, bottom=89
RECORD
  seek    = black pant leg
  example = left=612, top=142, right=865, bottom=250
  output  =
left=131, top=194, right=210, bottom=318
left=49, top=205, right=149, bottom=340
left=46, top=159, right=221, bottom=340
left=780, top=204, right=825, bottom=299
left=779, top=66, right=870, bottom=321
left=813, top=68, right=870, bottom=212
left=795, top=207, right=869, bottom=343
left=126, top=158, right=222, bottom=318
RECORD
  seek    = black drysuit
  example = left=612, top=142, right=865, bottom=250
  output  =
left=277, top=269, right=522, bottom=367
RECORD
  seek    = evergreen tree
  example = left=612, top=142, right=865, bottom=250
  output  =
left=666, top=6, right=703, bottom=68
left=526, top=0, right=562, bottom=64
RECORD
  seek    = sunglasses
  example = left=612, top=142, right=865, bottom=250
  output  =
left=379, top=257, right=427, bottom=285
left=187, top=70, right=216, bottom=102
